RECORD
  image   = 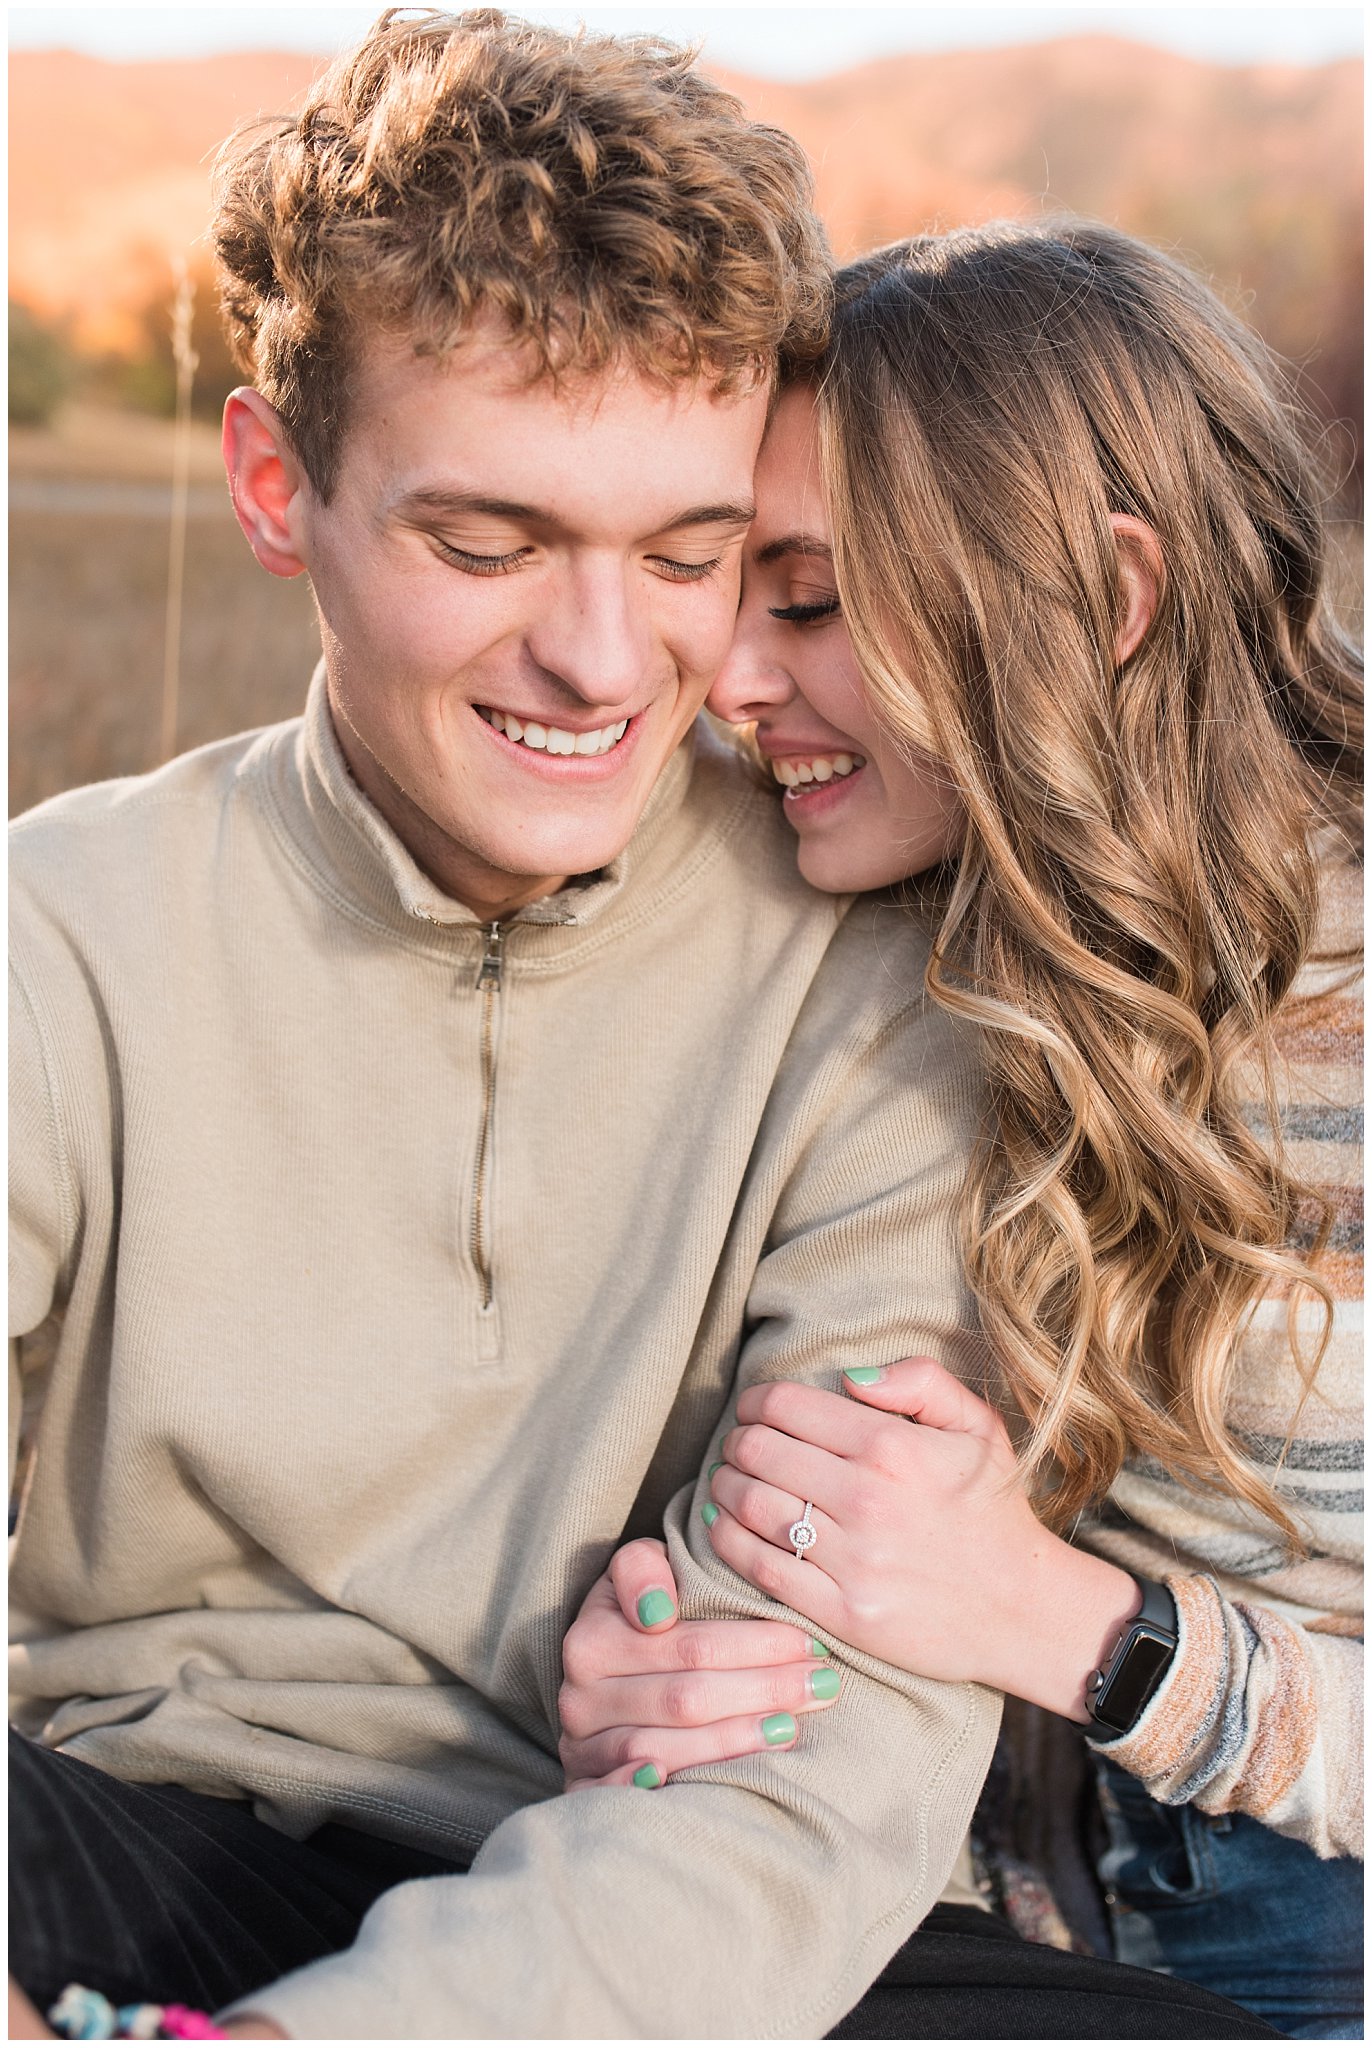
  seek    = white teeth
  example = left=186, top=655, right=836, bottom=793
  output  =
left=478, top=709, right=631, bottom=756
left=770, top=752, right=864, bottom=791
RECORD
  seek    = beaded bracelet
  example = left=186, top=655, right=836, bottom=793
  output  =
left=47, top=1984, right=228, bottom=2041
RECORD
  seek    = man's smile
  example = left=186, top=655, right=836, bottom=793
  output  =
left=474, top=705, right=633, bottom=756
left=469, top=700, right=646, bottom=781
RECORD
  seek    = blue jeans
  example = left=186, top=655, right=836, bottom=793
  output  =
left=1096, top=1757, right=1363, bottom=2039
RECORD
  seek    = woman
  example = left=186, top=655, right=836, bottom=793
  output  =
left=557, top=222, right=1362, bottom=2039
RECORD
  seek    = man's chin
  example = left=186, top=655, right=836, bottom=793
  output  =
left=475, top=782, right=667, bottom=891
left=484, top=835, right=630, bottom=899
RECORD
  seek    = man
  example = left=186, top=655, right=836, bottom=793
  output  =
left=8, top=13, right=1271, bottom=2042
left=9, top=17, right=996, bottom=2038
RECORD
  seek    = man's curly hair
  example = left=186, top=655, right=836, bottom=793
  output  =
left=213, top=8, right=831, bottom=496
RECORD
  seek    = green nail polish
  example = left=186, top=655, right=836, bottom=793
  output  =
left=809, top=1638, right=831, bottom=1658
left=708, top=1461, right=722, bottom=1477
left=700, top=1502, right=719, bottom=1528
left=808, top=1667, right=841, bottom=1702
left=762, top=1712, right=797, bottom=1746
left=632, top=1763, right=663, bottom=1790
left=637, top=1589, right=675, bottom=1629
left=843, top=1365, right=887, bottom=1386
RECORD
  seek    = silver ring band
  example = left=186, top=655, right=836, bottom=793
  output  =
left=788, top=1502, right=818, bottom=1561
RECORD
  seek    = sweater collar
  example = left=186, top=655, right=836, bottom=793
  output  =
left=275, top=665, right=694, bottom=935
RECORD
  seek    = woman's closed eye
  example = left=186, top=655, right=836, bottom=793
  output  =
left=768, top=595, right=842, bottom=626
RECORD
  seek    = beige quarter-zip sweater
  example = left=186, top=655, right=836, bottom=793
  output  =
left=10, top=675, right=999, bottom=2041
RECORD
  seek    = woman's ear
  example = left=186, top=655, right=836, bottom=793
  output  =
left=222, top=388, right=310, bottom=579
left=1109, top=514, right=1164, bottom=665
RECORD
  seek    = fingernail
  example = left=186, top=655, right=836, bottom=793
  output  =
left=636, top=1589, right=676, bottom=1628
left=632, top=1763, right=663, bottom=1790
left=809, top=1638, right=831, bottom=1658
left=700, top=1503, right=719, bottom=1528
left=762, top=1712, right=797, bottom=1745
left=708, top=1461, right=722, bottom=1478
left=808, top=1668, right=841, bottom=1702
left=843, top=1365, right=887, bottom=1386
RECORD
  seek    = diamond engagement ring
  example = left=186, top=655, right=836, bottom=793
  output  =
left=789, top=1503, right=818, bottom=1561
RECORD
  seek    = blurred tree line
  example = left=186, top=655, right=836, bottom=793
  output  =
left=9, top=303, right=75, bottom=426
left=9, top=190, right=1363, bottom=514
left=10, top=265, right=241, bottom=430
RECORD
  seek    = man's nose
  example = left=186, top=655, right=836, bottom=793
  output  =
left=524, top=564, right=647, bottom=712
left=706, top=620, right=798, bottom=724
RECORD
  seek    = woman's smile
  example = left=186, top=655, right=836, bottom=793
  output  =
left=707, top=384, right=964, bottom=895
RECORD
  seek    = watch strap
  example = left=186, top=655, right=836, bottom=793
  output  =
left=1132, top=1575, right=1178, bottom=1638
left=1085, top=1575, right=1178, bottom=1740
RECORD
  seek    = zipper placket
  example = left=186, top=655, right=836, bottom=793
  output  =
left=470, top=920, right=504, bottom=1311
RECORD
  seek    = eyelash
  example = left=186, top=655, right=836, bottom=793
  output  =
left=435, top=544, right=723, bottom=584
left=436, top=543, right=530, bottom=576
left=769, top=596, right=842, bottom=626
left=653, top=555, right=723, bottom=584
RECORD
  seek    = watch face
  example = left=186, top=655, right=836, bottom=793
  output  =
left=1096, top=1626, right=1175, bottom=1733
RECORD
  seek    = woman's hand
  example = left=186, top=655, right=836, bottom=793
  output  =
left=9, top=1978, right=52, bottom=2040
left=705, top=1358, right=1141, bottom=1720
left=558, top=1538, right=841, bottom=1790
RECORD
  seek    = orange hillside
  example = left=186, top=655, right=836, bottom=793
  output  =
left=9, top=37, right=1363, bottom=445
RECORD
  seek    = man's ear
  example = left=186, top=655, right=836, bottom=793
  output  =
left=1109, top=514, right=1164, bottom=666
left=223, top=388, right=310, bottom=579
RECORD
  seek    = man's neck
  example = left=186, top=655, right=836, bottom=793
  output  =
left=328, top=702, right=568, bottom=921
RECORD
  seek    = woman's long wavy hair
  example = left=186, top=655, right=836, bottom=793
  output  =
left=818, top=220, right=1362, bottom=1539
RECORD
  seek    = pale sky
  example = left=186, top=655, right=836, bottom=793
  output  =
left=8, top=3, right=1364, bottom=78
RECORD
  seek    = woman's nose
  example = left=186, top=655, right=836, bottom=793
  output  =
left=706, top=620, right=798, bottom=724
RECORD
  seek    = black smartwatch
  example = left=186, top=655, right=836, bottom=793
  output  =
left=1085, top=1576, right=1178, bottom=1739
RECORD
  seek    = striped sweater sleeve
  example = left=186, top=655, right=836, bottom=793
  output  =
left=1082, top=858, right=1363, bottom=1862
left=1092, top=1573, right=1362, bottom=1860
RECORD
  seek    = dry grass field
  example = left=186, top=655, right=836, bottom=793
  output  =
left=9, top=404, right=1363, bottom=822
left=10, top=407, right=321, bottom=818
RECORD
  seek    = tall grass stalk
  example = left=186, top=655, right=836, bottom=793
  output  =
left=161, top=259, right=199, bottom=764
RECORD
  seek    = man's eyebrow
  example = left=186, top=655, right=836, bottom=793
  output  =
left=393, top=487, right=755, bottom=529
left=668, top=501, right=756, bottom=529
left=394, top=488, right=546, bottom=521
left=754, top=533, right=833, bottom=566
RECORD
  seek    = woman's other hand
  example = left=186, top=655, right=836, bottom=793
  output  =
left=8, top=1978, right=53, bottom=2040
left=705, top=1359, right=1141, bottom=1720
left=558, top=1537, right=841, bottom=1790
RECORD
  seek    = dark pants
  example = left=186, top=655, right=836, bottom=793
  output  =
left=10, top=1732, right=1278, bottom=2038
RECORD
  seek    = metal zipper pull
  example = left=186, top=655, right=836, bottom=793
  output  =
left=476, top=921, right=504, bottom=991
